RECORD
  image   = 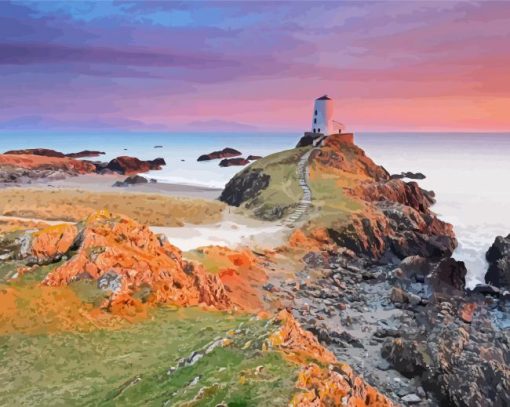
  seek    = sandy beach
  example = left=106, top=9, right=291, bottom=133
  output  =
left=32, top=173, right=223, bottom=200
left=0, top=174, right=290, bottom=250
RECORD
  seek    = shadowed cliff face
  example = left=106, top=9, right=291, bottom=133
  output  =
left=310, top=136, right=456, bottom=262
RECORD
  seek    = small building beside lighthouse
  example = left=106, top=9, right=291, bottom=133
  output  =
left=311, top=95, right=343, bottom=135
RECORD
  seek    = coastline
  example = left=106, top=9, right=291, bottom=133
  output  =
left=1, top=173, right=223, bottom=200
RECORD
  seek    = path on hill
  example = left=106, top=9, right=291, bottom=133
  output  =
left=282, top=148, right=317, bottom=226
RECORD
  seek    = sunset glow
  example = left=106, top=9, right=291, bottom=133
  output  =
left=1, top=1, right=509, bottom=132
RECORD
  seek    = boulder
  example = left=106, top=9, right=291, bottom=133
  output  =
left=247, top=155, right=262, bottom=161
left=485, top=234, right=510, bottom=289
left=106, top=156, right=166, bottom=175
left=381, top=338, right=428, bottom=378
left=427, top=257, right=467, bottom=292
left=112, top=175, right=149, bottom=187
left=219, top=157, right=249, bottom=167
left=197, top=147, right=241, bottom=161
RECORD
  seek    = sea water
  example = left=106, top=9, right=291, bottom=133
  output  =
left=0, top=131, right=508, bottom=287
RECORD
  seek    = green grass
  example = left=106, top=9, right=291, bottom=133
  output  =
left=239, top=147, right=310, bottom=220
left=307, top=175, right=363, bottom=229
left=0, top=308, right=298, bottom=406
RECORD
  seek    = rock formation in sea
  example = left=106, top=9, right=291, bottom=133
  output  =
left=219, top=157, right=250, bottom=167
left=0, top=149, right=166, bottom=183
left=103, top=156, right=166, bottom=175
left=197, top=147, right=242, bottom=161
left=5, top=148, right=105, bottom=158
left=0, top=153, right=97, bottom=183
left=486, top=234, right=510, bottom=290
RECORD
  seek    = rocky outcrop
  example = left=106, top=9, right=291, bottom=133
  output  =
left=220, top=168, right=270, bottom=207
left=197, top=147, right=241, bottom=161
left=309, top=135, right=456, bottom=262
left=104, top=156, right=166, bottom=175
left=41, top=211, right=231, bottom=311
left=0, top=151, right=165, bottom=183
left=219, top=157, right=249, bottom=167
left=314, top=134, right=389, bottom=182
left=0, top=154, right=97, bottom=183
left=374, top=252, right=510, bottom=406
left=4, top=148, right=66, bottom=157
left=5, top=148, right=105, bottom=159
left=359, top=179, right=434, bottom=213
left=328, top=204, right=456, bottom=263
left=247, top=155, right=262, bottom=161
left=112, top=175, right=150, bottom=187
left=486, top=234, right=510, bottom=289
left=381, top=297, right=510, bottom=406
left=270, top=311, right=395, bottom=406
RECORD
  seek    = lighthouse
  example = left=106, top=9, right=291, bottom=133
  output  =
left=297, top=95, right=351, bottom=147
left=311, top=95, right=343, bottom=135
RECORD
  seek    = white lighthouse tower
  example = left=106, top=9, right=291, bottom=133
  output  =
left=311, top=95, right=343, bottom=135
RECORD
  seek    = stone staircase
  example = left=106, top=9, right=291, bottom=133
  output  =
left=282, top=148, right=316, bottom=226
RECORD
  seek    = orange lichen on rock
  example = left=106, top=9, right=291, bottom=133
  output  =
left=269, top=310, right=395, bottom=407
left=459, top=302, right=477, bottom=323
left=313, top=134, right=389, bottom=182
left=288, top=228, right=332, bottom=252
left=188, top=245, right=267, bottom=311
left=30, top=223, right=78, bottom=262
left=291, top=363, right=395, bottom=407
left=42, top=210, right=232, bottom=311
left=0, top=153, right=96, bottom=173
left=269, top=309, right=336, bottom=364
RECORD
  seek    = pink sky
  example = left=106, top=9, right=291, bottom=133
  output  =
left=1, top=1, right=509, bottom=132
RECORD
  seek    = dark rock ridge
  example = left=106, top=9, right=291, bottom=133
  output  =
left=247, top=155, right=262, bottom=161
left=486, top=234, right=510, bottom=290
left=65, top=150, right=105, bottom=158
left=197, top=147, right=241, bottom=161
left=219, top=157, right=249, bottom=167
left=5, top=148, right=105, bottom=159
left=5, top=148, right=66, bottom=157
left=220, top=168, right=270, bottom=207
left=390, top=172, right=426, bottom=180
